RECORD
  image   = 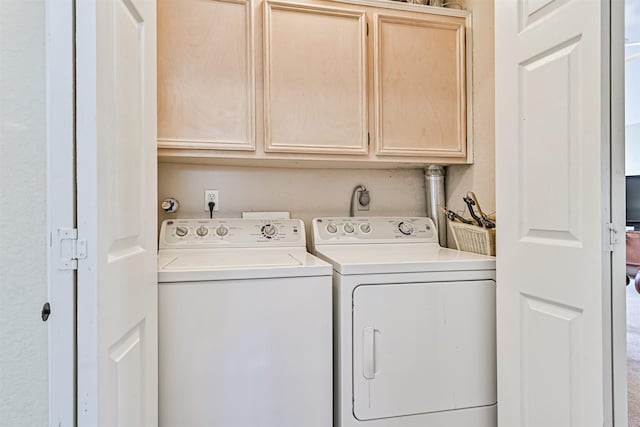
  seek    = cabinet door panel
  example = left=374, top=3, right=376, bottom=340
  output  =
left=158, top=0, right=255, bottom=150
left=374, top=13, right=466, bottom=158
left=264, top=0, right=368, bottom=154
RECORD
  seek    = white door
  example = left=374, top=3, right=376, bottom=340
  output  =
left=352, top=281, right=496, bottom=420
left=76, top=0, right=158, bottom=425
left=495, top=1, right=618, bottom=426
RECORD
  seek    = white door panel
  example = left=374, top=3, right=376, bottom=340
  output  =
left=159, top=277, right=333, bottom=427
left=77, top=0, right=157, bottom=425
left=495, top=0, right=612, bottom=425
left=352, top=281, right=496, bottom=420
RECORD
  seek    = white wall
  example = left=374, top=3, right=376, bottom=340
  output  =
left=446, top=0, right=495, bottom=245
left=0, top=1, right=49, bottom=425
left=159, top=163, right=427, bottom=245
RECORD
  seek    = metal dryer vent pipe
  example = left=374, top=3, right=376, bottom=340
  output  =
left=424, top=165, right=447, bottom=246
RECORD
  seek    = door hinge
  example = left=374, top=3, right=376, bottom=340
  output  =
left=58, top=228, right=87, bottom=270
left=366, top=22, right=369, bottom=36
left=367, top=132, right=370, bottom=146
left=607, top=222, right=619, bottom=252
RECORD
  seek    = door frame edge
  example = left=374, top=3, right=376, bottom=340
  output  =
left=609, top=0, right=628, bottom=424
left=45, top=0, right=76, bottom=425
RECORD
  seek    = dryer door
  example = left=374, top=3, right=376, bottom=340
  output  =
left=352, top=280, right=496, bottom=420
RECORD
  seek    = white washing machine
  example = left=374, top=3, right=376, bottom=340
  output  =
left=158, top=218, right=333, bottom=427
left=311, top=217, right=497, bottom=427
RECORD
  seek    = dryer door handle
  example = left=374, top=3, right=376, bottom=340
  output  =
left=363, top=327, right=377, bottom=379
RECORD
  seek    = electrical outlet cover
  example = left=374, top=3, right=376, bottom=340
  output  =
left=204, top=190, right=219, bottom=211
left=357, top=190, right=370, bottom=211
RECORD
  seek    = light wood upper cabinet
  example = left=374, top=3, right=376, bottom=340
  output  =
left=157, top=0, right=473, bottom=166
left=157, top=0, right=255, bottom=151
left=263, top=0, right=368, bottom=154
left=373, top=11, right=467, bottom=158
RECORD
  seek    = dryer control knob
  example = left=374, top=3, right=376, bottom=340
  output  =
left=326, top=224, right=338, bottom=234
left=343, top=223, right=355, bottom=233
left=216, top=226, right=229, bottom=237
left=196, top=225, right=209, bottom=237
left=262, top=224, right=277, bottom=238
left=360, top=223, right=371, bottom=233
left=175, top=226, right=189, bottom=237
left=398, top=221, right=414, bottom=236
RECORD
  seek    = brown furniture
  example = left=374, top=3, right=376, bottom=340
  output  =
left=627, top=231, right=640, bottom=293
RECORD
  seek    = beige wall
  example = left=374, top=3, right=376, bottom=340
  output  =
left=159, top=163, right=427, bottom=245
left=447, top=0, right=496, bottom=245
left=0, top=1, right=49, bottom=425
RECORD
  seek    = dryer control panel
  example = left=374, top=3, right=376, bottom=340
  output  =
left=312, top=217, right=438, bottom=245
left=159, top=218, right=305, bottom=249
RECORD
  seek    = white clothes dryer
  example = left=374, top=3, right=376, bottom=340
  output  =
left=312, top=217, right=497, bottom=427
left=158, top=218, right=332, bottom=427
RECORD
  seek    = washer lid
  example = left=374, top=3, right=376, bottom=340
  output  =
left=158, top=247, right=332, bottom=282
left=313, top=243, right=495, bottom=275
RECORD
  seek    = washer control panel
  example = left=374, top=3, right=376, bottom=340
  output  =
left=159, top=218, right=305, bottom=249
left=312, top=217, right=438, bottom=244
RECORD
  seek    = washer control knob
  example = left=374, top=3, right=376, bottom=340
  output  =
left=196, top=225, right=209, bottom=237
left=343, top=223, right=355, bottom=233
left=326, top=224, right=338, bottom=234
left=262, top=224, right=277, bottom=238
left=398, top=221, right=414, bottom=236
left=360, top=223, right=371, bottom=233
left=216, top=226, right=229, bottom=237
left=175, top=226, right=189, bottom=237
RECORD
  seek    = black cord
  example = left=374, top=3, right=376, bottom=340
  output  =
left=208, top=201, right=215, bottom=219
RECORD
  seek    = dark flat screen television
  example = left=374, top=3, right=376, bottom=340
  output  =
left=627, top=175, right=640, bottom=229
